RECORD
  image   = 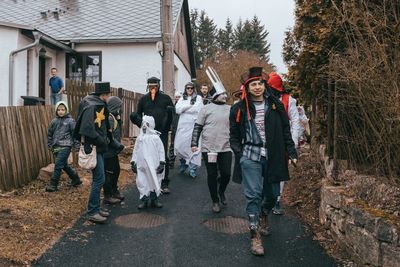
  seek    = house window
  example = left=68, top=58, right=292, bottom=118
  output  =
left=66, top=52, right=102, bottom=83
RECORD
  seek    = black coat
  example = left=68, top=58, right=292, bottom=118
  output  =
left=74, top=94, right=110, bottom=153
left=229, top=89, right=297, bottom=184
left=136, top=91, right=174, bottom=134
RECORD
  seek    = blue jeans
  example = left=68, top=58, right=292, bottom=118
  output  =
left=87, top=153, right=105, bottom=215
left=240, top=156, right=280, bottom=218
left=51, top=147, right=79, bottom=186
left=50, top=93, right=62, bottom=105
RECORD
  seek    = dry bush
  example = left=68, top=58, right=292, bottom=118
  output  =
left=195, top=50, right=274, bottom=99
left=329, top=0, right=400, bottom=182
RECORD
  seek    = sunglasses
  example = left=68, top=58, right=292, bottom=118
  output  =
left=186, top=87, right=194, bottom=89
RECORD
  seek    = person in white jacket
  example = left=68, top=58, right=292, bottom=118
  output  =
left=131, top=115, right=165, bottom=209
left=268, top=72, right=301, bottom=215
left=174, top=82, right=204, bottom=178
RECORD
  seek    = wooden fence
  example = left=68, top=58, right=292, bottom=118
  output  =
left=0, top=106, right=53, bottom=191
left=0, top=80, right=143, bottom=191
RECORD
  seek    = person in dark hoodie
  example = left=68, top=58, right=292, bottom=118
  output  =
left=46, top=101, right=81, bottom=192
left=229, top=67, right=297, bottom=256
left=130, top=77, right=174, bottom=194
left=74, top=82, right=116, bottom=224
left=103, top=96, right=125, bottom=204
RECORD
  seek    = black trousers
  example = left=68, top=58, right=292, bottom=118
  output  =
left=160, top=132, right=170, bottom=187
left=202, top=151, right=232, bottom=203
left=104, top=155, right=121, bottom=197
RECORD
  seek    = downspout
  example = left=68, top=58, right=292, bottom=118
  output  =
left=9, top=31, right=42, bottom=105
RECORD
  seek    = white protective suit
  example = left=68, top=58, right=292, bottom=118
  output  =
left=131, top=116, right=165, bottom=199
left=281, top=95, right=301, bottom=148
left=174, top=94, right=203, bottom=166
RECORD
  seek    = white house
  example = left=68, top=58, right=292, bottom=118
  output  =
left=0, top=0, right=196, bottom=106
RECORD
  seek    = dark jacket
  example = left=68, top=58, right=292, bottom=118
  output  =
left=229, top=89, right=297, bottom=184
left=48, top=103, right=79, bottom=149
left=74, top=94, right=110, bottom=153
left=136, top=91, right=174, bottom=134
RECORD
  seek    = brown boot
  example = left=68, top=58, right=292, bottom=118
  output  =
left=259, top=214, right=270, bottom=236
left=250, top=228, right=264, bottom=256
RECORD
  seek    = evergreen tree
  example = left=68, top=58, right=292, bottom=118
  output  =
left=217, top=18, right=234, bottom=53
left=196, top=10, right=217, bottom=68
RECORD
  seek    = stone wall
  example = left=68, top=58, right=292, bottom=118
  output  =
left=319, top=148, right=400, bottom=267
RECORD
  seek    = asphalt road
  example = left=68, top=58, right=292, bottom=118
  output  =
left=34, top=164, right=336, bottom=267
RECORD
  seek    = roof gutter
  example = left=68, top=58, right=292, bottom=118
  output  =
left=40, top=34, right=75, bottom=53
left=67, top=37, right=162, bottom=44
left=9, top=31, right=42, bottom=105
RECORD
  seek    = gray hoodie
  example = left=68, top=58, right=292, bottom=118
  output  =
left=47, top=101, right=79, bottom=149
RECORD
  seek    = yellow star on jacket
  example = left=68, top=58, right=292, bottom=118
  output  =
left=95, top=108, right=105, bottom=128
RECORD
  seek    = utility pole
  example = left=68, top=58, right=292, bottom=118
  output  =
left=161, top=0, right=174, bottom=98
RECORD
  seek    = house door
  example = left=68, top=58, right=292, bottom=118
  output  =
left=39, top=57, right=46, bottom=99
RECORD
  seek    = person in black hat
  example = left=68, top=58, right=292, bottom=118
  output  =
left=229, top=67, right=297, bottom=256
left=130, top=77, right=174, bottom=194
left=74, top=81, right=113, bottom=224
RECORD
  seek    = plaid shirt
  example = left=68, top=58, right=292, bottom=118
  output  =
left=242, top=101, right=269, bottom=161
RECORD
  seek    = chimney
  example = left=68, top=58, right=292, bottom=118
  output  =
left=52, top=10, right=59, bottom=20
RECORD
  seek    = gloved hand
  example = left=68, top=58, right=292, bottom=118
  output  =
left=131, top=161, right=137, bottom=173
left=84, top=143, right=93, bottom=154
left=130, top=112, right=143, bottom=128
left=156, top=161, right=166, bottom=174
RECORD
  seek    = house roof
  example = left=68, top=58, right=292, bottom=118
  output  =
left=0, top=0, right=183, bottom=41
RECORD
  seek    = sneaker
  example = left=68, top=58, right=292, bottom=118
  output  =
left=161, top=186, right=171, bottom=194
left=219, top=192, right=227, bottom=206
left=212, top=202, right=221, bottom=213
left=272, top=201, right=284, bottom=215
left=137, top=200, right=148, bottom=209
left=104, top=197, right=122, bottom=205
left=68, top=179, right=82, bottom=187
left=113, top=192, right=125, bottom=201
left=151, top=199, right=163, bottom=208
left=45, top=184, right=58, bottom=192
left=179, top=163, right=187, bottom=174
left=99, top=209, right=110, bottom=217
left=87, top=213, right=107, bottom=224
left=189, top=169, right=197, bottom=178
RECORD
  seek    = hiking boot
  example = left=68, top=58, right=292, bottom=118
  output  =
left=99, top=209, right=110, bottom=217
left=151, top=199, right=163, bottom=208
left=87, top=213, right=107, bottom=224
left=104, top=197, right=121, bottom=205
left=138, top=200, right=148, bottom=209
left=219, top=192, right=227, bottom=206
left=272, top=201, right=284, bottom=215
left=259, top=215, right=270, bottom=236
left=113, top=191, right=125, bottom=201
left=212, top=202, right=221, bottom=213
left=68, top=179, right=82, bottom=187
left=250, top=228, right=264, bottom=256
left=45, top=184, right=58, bottom=192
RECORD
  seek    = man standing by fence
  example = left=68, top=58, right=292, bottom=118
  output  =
left=130, top=77, right=174, bottom=194
left=49, top=67, right=65, bottom=105
left=74, top=82, right=112, bottom=224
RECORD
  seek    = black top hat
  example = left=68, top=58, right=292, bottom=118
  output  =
left=92, top=82, right=111, bottom=95
left=240, top=67, right=268, bottom=85
left=147, top=77, right=160, bottom=85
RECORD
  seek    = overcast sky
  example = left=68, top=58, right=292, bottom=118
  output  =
left=188, top=0, right=295, bottom=74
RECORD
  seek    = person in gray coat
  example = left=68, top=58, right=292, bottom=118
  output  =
left=46, top=101, right=81, bottom=192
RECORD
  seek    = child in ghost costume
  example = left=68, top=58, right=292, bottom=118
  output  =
left=131, top=115, right=166, bottom=209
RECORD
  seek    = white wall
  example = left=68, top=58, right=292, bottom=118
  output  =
left=75, top=43, right=162, bottom=94
left=174, top=53, right=192, bottom=95
left=0, top=26, right=18, bottom=106
left=0, top=26, right=65, bottom=106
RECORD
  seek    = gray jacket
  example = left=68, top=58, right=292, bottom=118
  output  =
left=48, top=101, right=79, bottom=149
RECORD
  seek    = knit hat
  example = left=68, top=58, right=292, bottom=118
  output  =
left=107, top=96, right=123, bottom=115
left=267, top=72, right=284, bottom=92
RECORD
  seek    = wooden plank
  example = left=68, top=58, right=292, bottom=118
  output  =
left=17, top=107, right=32, bottom=185
left=0, top=108, right=10, bottom=191
left=3, top=108, right=19, bottom=188
left=9, top=107, right=23, bottom=187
